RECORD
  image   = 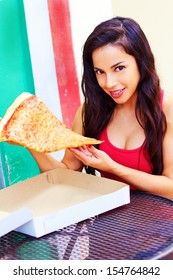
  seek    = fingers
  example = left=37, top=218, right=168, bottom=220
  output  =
left=69, top=145, right=101, bottom=167
left=69, top=145, right=113, bottom=172
left=69, top=146, right=92, bottom=157
left=70, top=145, right=95, bottom=157
left=86, top=144, right=100, bottom=158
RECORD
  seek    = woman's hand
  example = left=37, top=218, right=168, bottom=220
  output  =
left=69, top=145, right=116, bottom=172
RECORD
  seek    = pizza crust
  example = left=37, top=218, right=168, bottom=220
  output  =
left=0, top=92, right=31, bottom=141
left=0, top=93, right=102, bottom=152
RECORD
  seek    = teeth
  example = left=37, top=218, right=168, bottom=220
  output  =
left=111, top=89, right=122, bottom=95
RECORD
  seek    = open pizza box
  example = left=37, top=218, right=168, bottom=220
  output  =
left=0, top=168, right=130, bottom=238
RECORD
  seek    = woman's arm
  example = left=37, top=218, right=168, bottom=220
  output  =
left=28, top=105, right=84, bottom=173
left=69, top=144, right=173, bottom=200
left=69, top=95, right=173, bottom=200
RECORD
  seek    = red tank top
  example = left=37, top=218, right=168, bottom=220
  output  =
left=98, top=90, right=164, bottom=190
left=98, top=130, right=152, bottom=189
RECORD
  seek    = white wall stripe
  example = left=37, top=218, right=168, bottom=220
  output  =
left=23, top=0, right=62, bottom=120
left=23, top=0, right=64, bottom=160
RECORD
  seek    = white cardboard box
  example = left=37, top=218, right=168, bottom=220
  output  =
left=0, top=168, right=130, bottom=238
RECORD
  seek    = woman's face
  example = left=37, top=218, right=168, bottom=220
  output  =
left=92, top=44, right=140, bottom=105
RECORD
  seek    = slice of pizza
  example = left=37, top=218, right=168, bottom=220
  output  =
left=0, top=93, right=102, bottom=152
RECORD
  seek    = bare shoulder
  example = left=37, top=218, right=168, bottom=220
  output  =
left=72, top=103, right=84, bottom=134
left=162, top=93, right=173, bottom=123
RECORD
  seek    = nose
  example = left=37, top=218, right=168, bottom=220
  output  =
left=105, top=73, right=118, bottom=88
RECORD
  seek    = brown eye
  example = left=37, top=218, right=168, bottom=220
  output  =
left=94, top=69, right=103, bottom=75
left=116, top=65, right=125, bottom=71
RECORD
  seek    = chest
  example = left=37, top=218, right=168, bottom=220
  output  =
left=99, top=125, right=152, bottom=174
left=107, top=112, right=145, bottom=150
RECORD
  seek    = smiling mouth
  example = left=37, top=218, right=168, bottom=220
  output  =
left=109, top=88, right=125, bottom=98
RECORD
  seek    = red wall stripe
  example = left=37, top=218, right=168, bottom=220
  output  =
left=47, top=0, right=81, bottom=128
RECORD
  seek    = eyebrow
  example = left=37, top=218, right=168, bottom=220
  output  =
left=94, top=61, right=125, bottom=71
left=111, top=61, right=125, bottom=68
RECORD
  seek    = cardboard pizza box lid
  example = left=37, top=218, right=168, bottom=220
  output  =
left=0, top=168, right=130, bottom=238
left=0, top=208, right=33, bottom=237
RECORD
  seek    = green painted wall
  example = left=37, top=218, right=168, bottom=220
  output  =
left=0, top=0, right=40, bottom=188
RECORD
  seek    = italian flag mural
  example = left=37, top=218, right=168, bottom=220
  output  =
left=0, top=0, right=112, bottom=187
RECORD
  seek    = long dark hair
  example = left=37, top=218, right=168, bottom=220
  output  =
left=81, top=16, right=167, bottom=175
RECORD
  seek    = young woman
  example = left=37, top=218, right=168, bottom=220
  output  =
left=29, top=16, right=173, bottom=200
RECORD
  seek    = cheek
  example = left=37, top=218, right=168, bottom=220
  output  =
left=96, top=77, right=104, bottom=88
left=127, top=69, right=140, bottom=88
